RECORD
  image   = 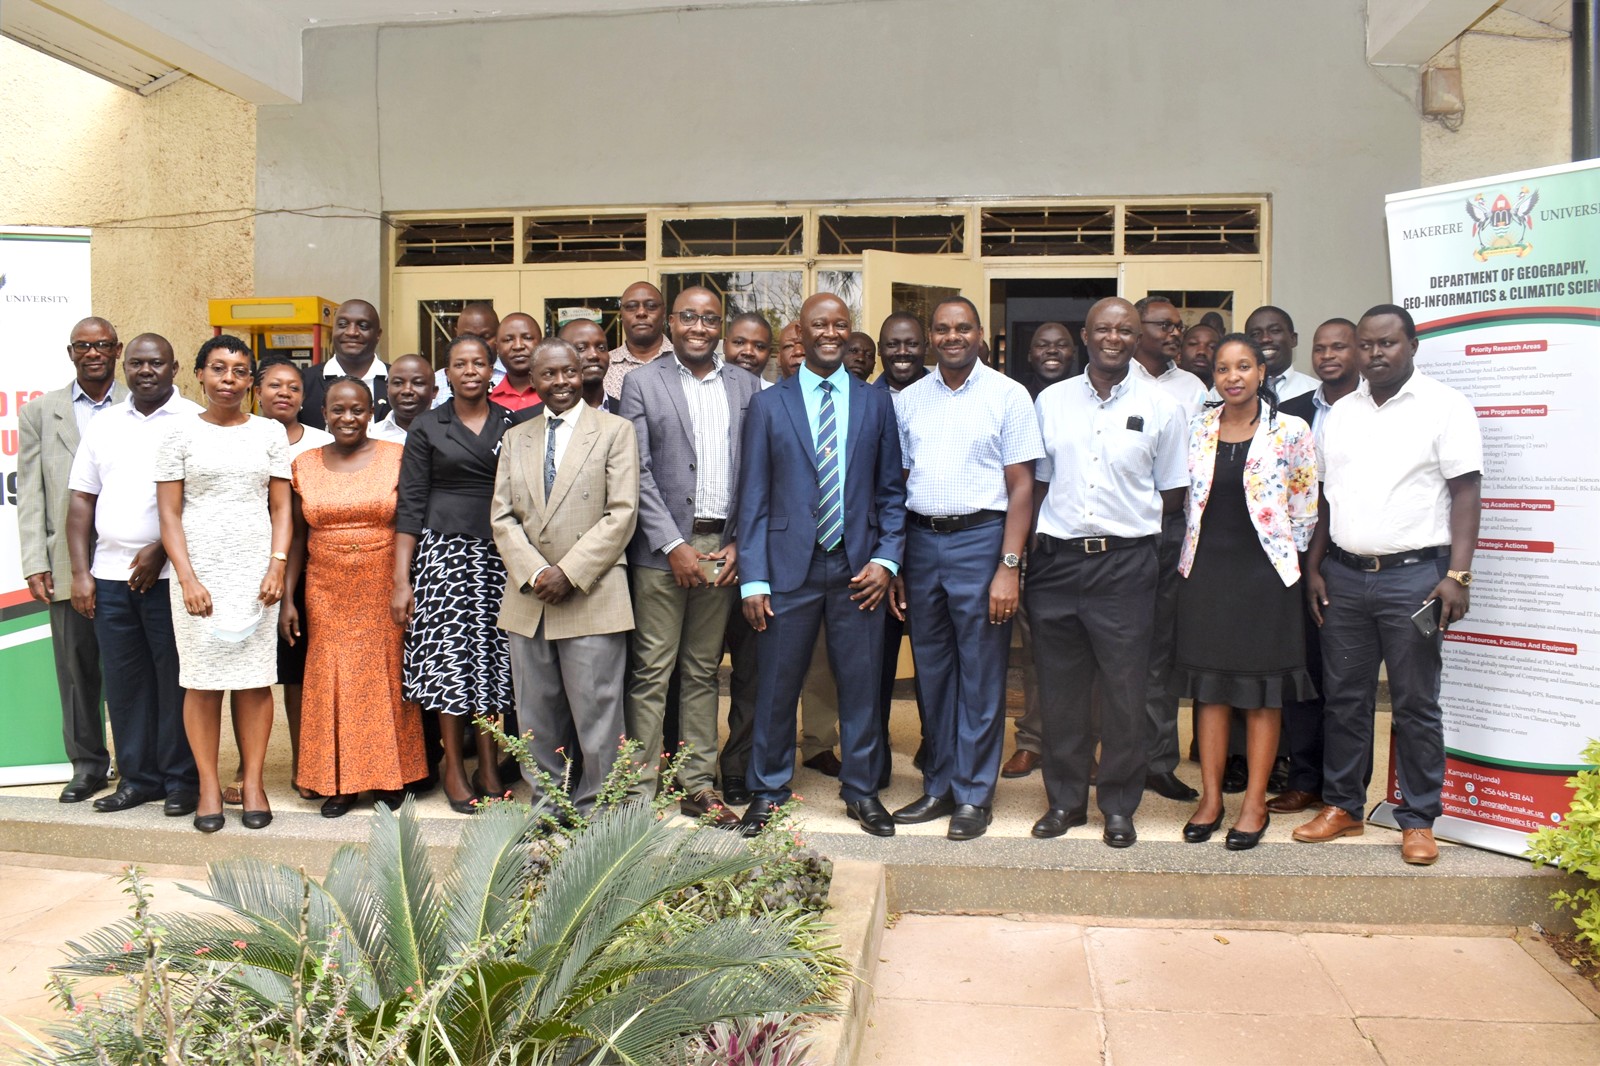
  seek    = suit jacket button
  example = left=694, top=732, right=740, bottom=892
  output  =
left=689, top=463, right=696, bottom=470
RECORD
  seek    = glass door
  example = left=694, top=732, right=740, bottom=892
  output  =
left=861, top=250, right=988, bottom=343
left=388, top=270, right=521, bottom=366
left=1119, top=260, right=1265, bottom=335
left=520, top=266, right=653, bottom=352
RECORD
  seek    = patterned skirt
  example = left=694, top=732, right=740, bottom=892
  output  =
left=403, top=530, right=513, bottom=717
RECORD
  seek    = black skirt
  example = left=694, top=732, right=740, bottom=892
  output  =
left=1170, top=441, right=1316, bottom=709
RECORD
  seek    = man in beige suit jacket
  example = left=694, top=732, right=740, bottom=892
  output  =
left=17, top=317, right=128, bottom=801
left=492, top=338, right=639, bottom=812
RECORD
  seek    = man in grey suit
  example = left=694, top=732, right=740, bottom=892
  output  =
left=17, top=316, right=128, bottom=802
left=619, top=287, right=761, bottom=824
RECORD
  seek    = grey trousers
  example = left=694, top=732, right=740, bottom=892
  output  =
left=509, top=623, right=626, bottom=812
left=624, top=532, right=732, bottom=795
left=49, top=599, right=108, bottom=777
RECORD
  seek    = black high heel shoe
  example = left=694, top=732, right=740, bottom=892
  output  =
left=1225, top=814, right=1271, bottom=851
left=242, top=809, right=273, bottom=830
left=193, top=812, right=225, bottom=834
left=1182, top=810, right=1224, bottom=843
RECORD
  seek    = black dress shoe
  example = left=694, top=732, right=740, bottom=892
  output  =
left=193, top=812, right=225, bottom=833
left=912, top=743, right=926, bottom=772
left=241, top=809, right=273, bottom=830
left=721, top=776, right=752, bottom=807
left=1031, top=807, right=1088, bottom=839
left=892, top=794, right=955, bottom=824
left=93, top=785, right=160, bottom=813
left=845, top=797, right=896, bottom=837
left=163, top=791, right=199, bottom=817
left=373, top=790, right=406, bottom=811
left=59, top=774, right=107, bottom=803
left=321, top=794, right=358, bottom=819
left=1222, top=754, right=1249, bottom=794
left=1103, top=814, right=1137, bottom=848
left=1268, top=756, right=1291, bottom=794
left=738, top=799, right=781, bottom=838
left=1182, top=810, right=1225, bottom=843
left=947, top=804, right=992, bottom=840
left=1225, top=814, right=1270, bottom=851
left=801, top=750, right=842, bottom=777
left=1145, top=771, right=1199, bottom=802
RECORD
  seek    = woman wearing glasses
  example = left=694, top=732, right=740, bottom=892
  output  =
left=155, top=336, right=293, bottom=832
left=393, top=335, right=521, bottom=814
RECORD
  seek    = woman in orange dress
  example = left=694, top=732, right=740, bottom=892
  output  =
left=281, top=378, right=426, bottom=816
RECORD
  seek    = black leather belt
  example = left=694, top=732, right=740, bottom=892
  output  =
left=1329, top=543, right=1448, bottom=572
left=1036, top=533, right=1156, bottom=555
left=691, top=518, right=726, bottom=535
left=908, top=509, right=1005, bottom=533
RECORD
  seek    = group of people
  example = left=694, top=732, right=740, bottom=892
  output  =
left=17, top=279, right=1480, bottom=865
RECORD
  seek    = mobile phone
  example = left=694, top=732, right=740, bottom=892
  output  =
left=698, top=557, right=724, bottom=584
left=1411, top=598, right=1441, bottom=639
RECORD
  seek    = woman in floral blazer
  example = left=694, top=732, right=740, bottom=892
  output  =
left=1169, top=334, right=1319, bottom=853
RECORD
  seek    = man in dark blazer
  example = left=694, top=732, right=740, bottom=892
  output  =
left=17, top=316, right=128, bottom=801
left=734, top=294, right=907, bottom=836
left=619, top=287, right=762, bottom=822
left=301, top=299, right=390, bottom=430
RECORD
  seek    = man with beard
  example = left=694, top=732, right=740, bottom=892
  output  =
left=1246, top=305, right=1318, bottom=401
left=605, top=282, right=674, bottom=402
left=303, top=299, right=391, bottom=429
left=487, top=313, right=545, bottom=413
left=893, top=296, right=1041, bottom=840
left=1027, top=297, right=1186, bottom=848
left=843, top=332, right=877, bottom=382
left=370, top=354, right=437, bottom=442
left=1180, top=322, right=1220, bottom=389
left=560, top=319, right=617, bottom=413
left=65, top=334, right=201, bottom=815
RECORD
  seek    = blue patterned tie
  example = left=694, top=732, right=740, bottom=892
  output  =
left=544, top=416, right=562, bottom=499
left=815, top=380, right=842, bottom=551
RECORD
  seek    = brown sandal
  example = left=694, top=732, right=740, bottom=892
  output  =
left=222, top=785, right=244, bottom=806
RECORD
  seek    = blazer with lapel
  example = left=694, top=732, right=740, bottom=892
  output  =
left=617, top=354, right=762, bottom=571
left=397, top=400, right=530, bottom=541
left=17, top=381, right=129, bottom=600
left=736, top=373, right=906, bottom=594
left=491, top=404, right=639, bottom=641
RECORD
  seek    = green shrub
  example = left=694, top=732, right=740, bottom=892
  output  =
left=1526, top=738, right=1600, bottom=953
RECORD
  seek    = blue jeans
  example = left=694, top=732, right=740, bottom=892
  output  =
left=94, top=579, right=196, bottom=794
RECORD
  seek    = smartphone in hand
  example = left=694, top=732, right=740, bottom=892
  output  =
left=1411, top=598, right=1442, bottom=639
left=698, top=557, right=724, bottom=585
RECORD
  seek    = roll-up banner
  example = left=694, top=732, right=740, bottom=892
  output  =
left=0, top=227, right=92, bottom=786
left=1382, top=160, right=1600, bottom=857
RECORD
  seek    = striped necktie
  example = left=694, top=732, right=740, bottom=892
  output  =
left=544, top=416, right=563, bottom=498
left=815, top=379, right=842, bottom=551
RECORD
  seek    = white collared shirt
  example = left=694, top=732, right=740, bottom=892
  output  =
left=68, top=392, right=203, bottom=580
left=70, top=380, right=117, bottom=437
left=1318, top=371, right=1482, bottom=556
left=369, top=412, right=409, bottom=443
left=325, top=354, right=388, bottom=392
left=543, top=399, right=586, bottom=476
left=1131, top=359, right=1208, bottom=421
left=1272, top=367, right=1319, bottom=401
left=676, top=354, right=731, bottom=521
left=1035, top=373, right=1188, bottom=539
left=897, top=361, right=1043, bottom=516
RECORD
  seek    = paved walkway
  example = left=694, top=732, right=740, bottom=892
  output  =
left=860, top=914, right=1600, bottom=1065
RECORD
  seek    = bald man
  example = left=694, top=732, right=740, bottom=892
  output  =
left=605, top=281, right=674, bottom=401
left=303, top=299, right=390, bottom=430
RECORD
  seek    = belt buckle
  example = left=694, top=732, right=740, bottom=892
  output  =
left=1084, top=537, right=1108, bottom=554
left=931, top=516, right=955, bottom=533
left=1365, top=554, right=1382, bottom=572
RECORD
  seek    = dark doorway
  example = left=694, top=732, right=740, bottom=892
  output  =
left=990, top=277, right=1117, bottom=384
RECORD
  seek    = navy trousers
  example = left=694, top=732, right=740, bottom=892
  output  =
left=904, top=520, right=1011, bottom=807
left=94, top=579, right=196, bottom=795
left=747, top=546, right=886, bottom=805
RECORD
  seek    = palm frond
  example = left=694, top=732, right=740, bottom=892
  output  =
left=439, top=801, right=544, bottom=951
left=363, top=796, right=447, bottom=991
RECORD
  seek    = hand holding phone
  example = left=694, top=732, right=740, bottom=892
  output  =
left=1411, top=598, right=1441, bottom=639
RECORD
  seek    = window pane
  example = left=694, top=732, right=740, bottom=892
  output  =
left=660, top=270, right=804, bottom=333
left=525, top=215, right=646, bottom=263
left=817, top=214, right=964, bottom=254
left=815, top=269, right=863, bottom=327
left=544, top=297, right=622, bottom=349
left=980, top=207, right=1115, bottom=257
left=397, top=219, right=514, bottom=266
left=416, top=299, right=497, bottom=369
left=1124, top=205, right=1260, bottom=255
left=660, top=217, right=803, bottom=257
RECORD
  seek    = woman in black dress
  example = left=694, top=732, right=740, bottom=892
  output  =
left=1170, top=335, right=1318, bottom=850
left=392, top=336, right=519, bottom=814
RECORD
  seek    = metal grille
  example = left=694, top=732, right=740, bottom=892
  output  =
left=1124, top=205, right=1260, bottom=255
left=661, top=217, right=803, bottom=257
left=981, top=207, right=1115, bottom=256
left=817, top=214, right=965, bottom=254
left=395, top=218, right=515, bottom=266
left=525, top=214, right=647, bottom=263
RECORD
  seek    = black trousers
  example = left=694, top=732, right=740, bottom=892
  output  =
left=94, top=579, right=195, bottom=794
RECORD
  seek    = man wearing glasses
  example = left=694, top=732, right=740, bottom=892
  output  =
left=619, top=288, right=761, bottom=823
left=17, top=317, right=128, bottom=803
left=604, top=282, right=674, bottom=402
left=1129, top=295, right=1207, bottom=804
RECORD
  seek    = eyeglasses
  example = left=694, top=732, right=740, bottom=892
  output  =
left=70, top=340, right=118, bottom=353
left=1141, top=320, right=1184, bottom=333
left=675, top=311, right=723, bottom=328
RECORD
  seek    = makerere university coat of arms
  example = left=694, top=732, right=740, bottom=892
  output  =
left=1466, top=186, right=1537, bottom=260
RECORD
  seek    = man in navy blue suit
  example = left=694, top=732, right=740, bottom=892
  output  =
left=734, top=293, right=907, bottom=836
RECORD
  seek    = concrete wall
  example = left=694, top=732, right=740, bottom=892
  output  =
left=1420, top=6, right=1572, bottom=186
left=256, top=0, right=1422, bottom=338
left=0, top=37, right=255, bottom=374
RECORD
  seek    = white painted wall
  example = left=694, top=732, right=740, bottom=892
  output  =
left=256, top=0, right=1423, bottom=337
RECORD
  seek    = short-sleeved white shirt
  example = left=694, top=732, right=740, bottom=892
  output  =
left=1318, top=371, right=1482, bottom=556
left=67, top=392, right=202, bottom=580
left=896, top=361, right=1043, bottom=516
left=1035, top=374, right=1188, bottom=540
left=1131, top=359, right=1208, bottom=422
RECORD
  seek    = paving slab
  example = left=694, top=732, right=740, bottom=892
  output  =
left=1357, top=1017, right=1600, bottom=1065
left=1103, top=1012, right=1384, bottom=1066
left=1087, top=926, right=1346, bottom=1015
left=858, top=1000, right=1102, bottom=1066
left=873, top=914, right=1092, bottom=1009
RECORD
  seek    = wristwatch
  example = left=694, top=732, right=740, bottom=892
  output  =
left=1001, top=553, right=1021, bottom=569
left=1447, top=569, right=1473, bottom=586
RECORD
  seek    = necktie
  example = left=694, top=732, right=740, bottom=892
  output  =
left=815, top=380, right=842, bottom=551
left=544, top=416, right=563, bottom=498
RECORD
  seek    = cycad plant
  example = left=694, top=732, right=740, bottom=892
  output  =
left=23, top=797, right=837, bottom=1065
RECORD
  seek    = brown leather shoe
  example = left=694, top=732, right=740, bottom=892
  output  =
left=1266, top=789, right=1323, bottom=814
left=680, top=789, right=740, bottom=827
left=1401, top=827, right=1439, bottom=866
left=1291, top=805, right=1364, bottom=842
left=1001, top=749, right=1040, bottom=778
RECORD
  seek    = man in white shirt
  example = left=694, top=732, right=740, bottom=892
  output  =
left=1027, top=297, right=1187, bottom=848
left=303, top=299, right=391, bottom=429
left=369, top=354, right=437, bottom=443
left=1246, top=305, right=1319, bottom=401
left=1294, top=304, right=1482, bottom=867
left=64, top=334, right=201, bottom=816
